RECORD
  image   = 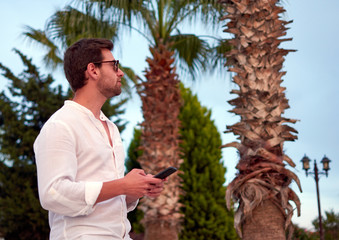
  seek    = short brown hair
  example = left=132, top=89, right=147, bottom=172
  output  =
left=63, top=38, right=113, bottom=92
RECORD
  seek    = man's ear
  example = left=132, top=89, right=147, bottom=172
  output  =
left=85, top=62, right=100, bottom=80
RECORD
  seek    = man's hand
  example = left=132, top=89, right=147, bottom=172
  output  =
left=123, top=169, right=164, bottom=202
left=96, top=168, right=166, bottom=205
left=144, top=174, right=164, bottom=198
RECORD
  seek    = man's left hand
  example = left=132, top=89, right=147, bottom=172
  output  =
left=145, top=174, right=164, bottom=198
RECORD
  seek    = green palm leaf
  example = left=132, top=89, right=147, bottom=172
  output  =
left=119, top=65, right=138, bottom=95
left=169, top=33, right=209, bottom=79
left=46, top=6, right=119, bottom=48
left=86, top=0, right=145, bottom=24
left=210, top=39, right=232, bottom=70
left=22, top=26, right=63, bottom=69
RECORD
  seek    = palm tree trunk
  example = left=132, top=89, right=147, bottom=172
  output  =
left=219, top=0, right=302, bottom=239
left=137, top=43, right=183, bottom=240
left=144, top=221, right=179, bottom=240
left=242, top=200, right=285, bottom=240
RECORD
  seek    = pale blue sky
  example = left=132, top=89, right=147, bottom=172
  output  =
left=1, top=0, right=338, bottom=231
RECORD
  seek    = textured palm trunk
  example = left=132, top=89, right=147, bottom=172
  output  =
left=242, top=200, right=285, bottom=240
left=137, top=43, right=183, bottom=240
left=219, top=0, right=302, bottom=239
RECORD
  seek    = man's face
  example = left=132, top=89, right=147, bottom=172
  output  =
left=96, top=49, right=124, bottom=99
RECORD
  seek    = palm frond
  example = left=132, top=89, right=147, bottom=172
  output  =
left=46, top=6, right=119, bottom=48
left=137, top=4, right=157, bottom=44
left=22, top=26, right=63, bottom=69
left=74, top=0, right=156, bottom=44
left=169, top=33, right=209, bottom=80
left=119, top=65, right=138, bottom=96
left=169, top=0, right=223, bottom=31
left=162, top=1, right=189, bottom=38
left=86, top=0, right=147, bottom=26
left=210, top=38, right=232, bottom=69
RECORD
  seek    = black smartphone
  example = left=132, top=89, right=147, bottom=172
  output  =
left=153, top=167, right=177, bottom=179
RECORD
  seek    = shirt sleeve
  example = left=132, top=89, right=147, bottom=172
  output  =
left=34, top=120, right=102, bottom=217
left=126, top=199, right=139, bottom=212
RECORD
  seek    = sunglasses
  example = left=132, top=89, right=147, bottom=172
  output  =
left=92, top=60, right=119, bottom=72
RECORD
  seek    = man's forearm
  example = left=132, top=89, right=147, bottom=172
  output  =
left=95, top=169, right=163, bottom=205
left=95, top=178, right=125, bottom=204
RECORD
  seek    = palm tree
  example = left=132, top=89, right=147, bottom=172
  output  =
left=219, top=0, right=302, bottom=239
left=24, top=1, right=225, bottom=239
left=101, top=1, right=222, bottom=239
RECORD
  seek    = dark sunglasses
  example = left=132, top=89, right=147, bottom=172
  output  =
left=92, top=60, right=119, bottom=72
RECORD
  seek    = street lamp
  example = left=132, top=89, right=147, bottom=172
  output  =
left=301, top=154, right=331, bottom=240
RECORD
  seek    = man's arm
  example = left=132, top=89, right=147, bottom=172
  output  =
left=35, top=120, right=101, bottom=217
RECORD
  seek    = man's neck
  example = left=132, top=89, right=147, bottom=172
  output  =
left=73, top=89, right=106, bottom=119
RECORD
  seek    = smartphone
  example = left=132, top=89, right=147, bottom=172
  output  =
left=153, top=167, right=177, bottom=179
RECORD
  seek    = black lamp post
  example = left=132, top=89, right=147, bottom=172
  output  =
left=301, top=155, right=331, bottom=240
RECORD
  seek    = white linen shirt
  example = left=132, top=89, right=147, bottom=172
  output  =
left=34, top=100, right=136, bottom=240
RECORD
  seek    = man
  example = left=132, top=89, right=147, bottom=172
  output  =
left=34, top=38, right=164, bottom=240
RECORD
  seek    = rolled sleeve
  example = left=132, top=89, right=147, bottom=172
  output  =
left=126, top=199, right=139, bottom=212
left=85, top=181, right=103, bottom=205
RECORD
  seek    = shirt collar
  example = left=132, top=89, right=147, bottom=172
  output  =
left=64, top=100, right=109, bottom=122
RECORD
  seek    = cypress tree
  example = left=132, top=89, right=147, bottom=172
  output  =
left=126, top=84, right=238, bottom=239
left=0, top=50, right=127, bottom=239
left=178, top=84, right=238, bottom=240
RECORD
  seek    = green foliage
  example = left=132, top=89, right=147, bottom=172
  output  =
left=125, top=128, right=145, bottom=234
left=125, top=84, right=238, bottom=239
left=0, top=50, right=67, bottom=239
left=125, top=128, right=143, bottom=172
left=24, top=0, right=227, bottom=81
left=312, top=210, right=339, bottom=240
left=178, top=83, right=238, bottom=240
left=0, top=162, right=49, bottom=240
left=290, top=210, right=339, bottom=240
left=0, top=50, right=127, bottom=239
left=291, top=224, right=318, bottom=240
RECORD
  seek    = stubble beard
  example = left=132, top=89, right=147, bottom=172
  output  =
left=98, top=79, right=121, bottom=99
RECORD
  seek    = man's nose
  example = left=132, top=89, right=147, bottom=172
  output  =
left=117, top=68, right=124, bottom=77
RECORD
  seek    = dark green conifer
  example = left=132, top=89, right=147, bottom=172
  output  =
left=0, top=50, right=66, bottom=239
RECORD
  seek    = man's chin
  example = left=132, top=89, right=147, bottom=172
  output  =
left=107, top=89, right=122, bottom=99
